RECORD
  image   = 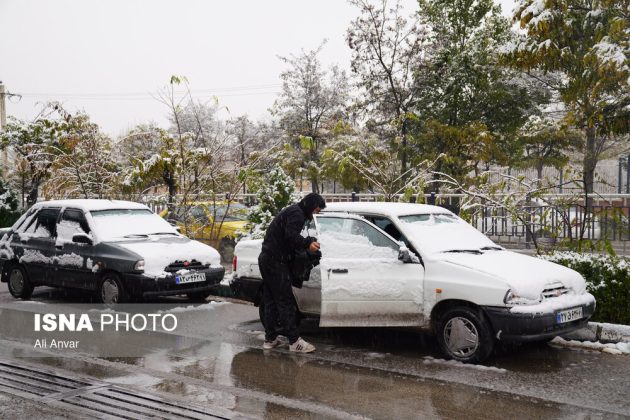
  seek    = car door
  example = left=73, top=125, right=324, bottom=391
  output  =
left=16, top=207, right=60, bottom=286
left=315, top=214, right=425, bottom=327
left=55, top=208, right=95, bottom=290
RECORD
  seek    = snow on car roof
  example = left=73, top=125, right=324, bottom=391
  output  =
left=324, top=202, right=454, bottom=217
left=33, top=199, right=150, bottom=212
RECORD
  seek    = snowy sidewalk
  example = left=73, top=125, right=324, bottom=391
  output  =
left=557, top=322, right=630, bottom=355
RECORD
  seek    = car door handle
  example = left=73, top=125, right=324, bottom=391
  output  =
left=330, top=268, right=348, bottom=274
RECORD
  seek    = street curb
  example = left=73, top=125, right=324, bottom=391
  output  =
left=562, top=322, right=630, bottom=343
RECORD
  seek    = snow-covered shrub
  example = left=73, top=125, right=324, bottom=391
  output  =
left=241, top=166, right=301, bottom=240
left=0, top=178, right=20, bottom=228
left=540, top=252, right=630, bottom=325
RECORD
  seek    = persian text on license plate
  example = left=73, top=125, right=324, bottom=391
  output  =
left=556, top=307, right=583, bottom=324
left=176, top=273, right=206, bottom=285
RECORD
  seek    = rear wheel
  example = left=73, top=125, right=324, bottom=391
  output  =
left=436, top=306, right=494, bottom=363
left=7, top=265, right=34, bottom=300
left=98, top=273, right=127, bottom=304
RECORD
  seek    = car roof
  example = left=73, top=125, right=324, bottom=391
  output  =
left=324, top=201, right=454, bottom=217
left=33, top=199, right=150, bottom=212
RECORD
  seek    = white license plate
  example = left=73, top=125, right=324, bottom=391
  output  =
left=175, top=273, right=206, bottom=285
left=556, top=307, right=583, bottom=324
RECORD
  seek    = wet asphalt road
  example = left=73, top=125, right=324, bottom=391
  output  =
left=0, top=283, right=629, bottom=419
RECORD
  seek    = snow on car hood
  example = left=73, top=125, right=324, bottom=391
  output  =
left=116, top=237, right=221, bottom=278
left=434, top=250, right=587, bottom=299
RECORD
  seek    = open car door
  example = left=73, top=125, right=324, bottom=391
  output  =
left=315, top=213, right=425, bottom=327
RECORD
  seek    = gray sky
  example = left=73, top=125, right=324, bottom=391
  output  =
left=0, top=0, right=517, bottom=137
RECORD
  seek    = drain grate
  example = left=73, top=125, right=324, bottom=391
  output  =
left=0, top=361, right=229, bottom=419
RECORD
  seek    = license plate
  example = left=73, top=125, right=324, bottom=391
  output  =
left=556, top=307, right=583, bottom=324
left=175, top=273, right=206, bottom=285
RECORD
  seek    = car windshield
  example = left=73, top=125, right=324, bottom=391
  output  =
left=397, top=213, right=498, bottom=255
left=90, top=209, right=178, bottom=241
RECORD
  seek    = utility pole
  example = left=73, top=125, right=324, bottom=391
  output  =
left=0, top=82, right=7, bottom=171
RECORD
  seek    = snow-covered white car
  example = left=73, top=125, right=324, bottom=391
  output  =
left=0, top=200, right=224, bottom=303
left=231, top=202, right=596, bottom=363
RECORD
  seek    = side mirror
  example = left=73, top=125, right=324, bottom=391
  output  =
left=72, top=233, right=93, bottom=245
left=398, top=247, right=413, bottom=263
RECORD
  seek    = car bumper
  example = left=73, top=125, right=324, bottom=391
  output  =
left=229, top=275, right=262, bottom=304
left=483, top=300, right=596, bottom=342
left=122, top=266, right=225, bottom=298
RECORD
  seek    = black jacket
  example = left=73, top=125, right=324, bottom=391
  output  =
left=261, top=203, right=312, bottom=261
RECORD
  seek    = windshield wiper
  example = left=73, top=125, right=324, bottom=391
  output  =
left=480, top=246, right=503, bottom=251
left=123, top=234, right=149, bottom=238
left=149, top=232, right=178, bottom=236
left=442, top=249, right=483, bottom=255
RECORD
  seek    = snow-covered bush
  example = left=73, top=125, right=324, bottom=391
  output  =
left=0, top=178, right=20, bottom=228
left=540, top=252, right=630, bottom=325
left=241, top=166, right=301, bottom=239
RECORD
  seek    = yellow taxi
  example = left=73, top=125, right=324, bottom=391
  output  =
left=160, top=202, right=249, bottom=262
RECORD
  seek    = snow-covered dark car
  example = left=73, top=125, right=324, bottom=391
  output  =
left=0, top=200, right=224, bottom=303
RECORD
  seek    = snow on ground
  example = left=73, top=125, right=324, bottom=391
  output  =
left=551, top=337, right=630, bottom=355
left=422, top=356, right=507, bottom=373
left=157, top=301, right=230, bottom=314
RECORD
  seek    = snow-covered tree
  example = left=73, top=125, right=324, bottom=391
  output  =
left=44, top=113, right=119, bottom=199
left=515, top=115, right=580, bottom=183
left=0, top=176, right=19, bottom=227
left=506, top=0, right=630, bottom=209
left=413, top=0, right=551, bottom=181
left=272, top=45, right=349, bottom=193
left=0, top=111, right=69, bottom=205
left=242, top=166, right=301, bottom=239
left=347, top=0, right=433, bottom=177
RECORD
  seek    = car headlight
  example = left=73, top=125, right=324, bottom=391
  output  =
left=503, top=289, right=543, bottom=305
left=134, top=260, right=145, bottom=272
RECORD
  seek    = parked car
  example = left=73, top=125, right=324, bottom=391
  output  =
left=160, top=201, right=248, bottom=263
left=231, top=202, right=596, bottom=363
left=0, top=199, right=225, bottom=303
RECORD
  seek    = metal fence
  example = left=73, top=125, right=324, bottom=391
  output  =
left=139, top=192, right=630, bottom=245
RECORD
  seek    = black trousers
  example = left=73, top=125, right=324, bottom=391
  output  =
left=258, top=252, right=299, bottom=344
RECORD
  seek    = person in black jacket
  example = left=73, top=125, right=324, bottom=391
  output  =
left=258, top=192, right=326, bottom=353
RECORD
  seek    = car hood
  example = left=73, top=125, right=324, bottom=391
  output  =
left=433, top=250, right=587, bottom=299
left=116, top=236, right=221, bottom=278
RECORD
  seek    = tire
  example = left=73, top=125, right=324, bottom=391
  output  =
left=98, top=273, right=127, bottom=304
left=436, top=306, right=494, bottom=363
left=7, top=265, right=34, bottom=300
left=187, top=291, right=211, bottom=302
left=219, top=238, right=236, bottom=264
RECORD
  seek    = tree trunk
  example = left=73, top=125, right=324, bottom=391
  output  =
left=27, top=178, right=40, bottom=206
left=583, top=126, right=597, bottom=213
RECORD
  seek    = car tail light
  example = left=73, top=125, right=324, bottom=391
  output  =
left=232, top=255, right=237, bottom=272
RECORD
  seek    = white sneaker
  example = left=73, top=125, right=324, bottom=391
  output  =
left=289, top=337, right=315, bottom=353
left=262, top=338, right=281, bottom=349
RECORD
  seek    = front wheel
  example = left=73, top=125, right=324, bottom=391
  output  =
left=98, top=273, right=127, bottom=304
left=7, top=265, right=34, bottom=300
left=436, top=306, right=494, bottom=363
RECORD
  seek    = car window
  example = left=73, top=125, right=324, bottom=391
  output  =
left=210, top=203, right=248, bottom=222
left=316, top=216, right=399, bottom=259
left=58, top=209, right=91, bottom=241
left=23, top=208, right=60, bottom=239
